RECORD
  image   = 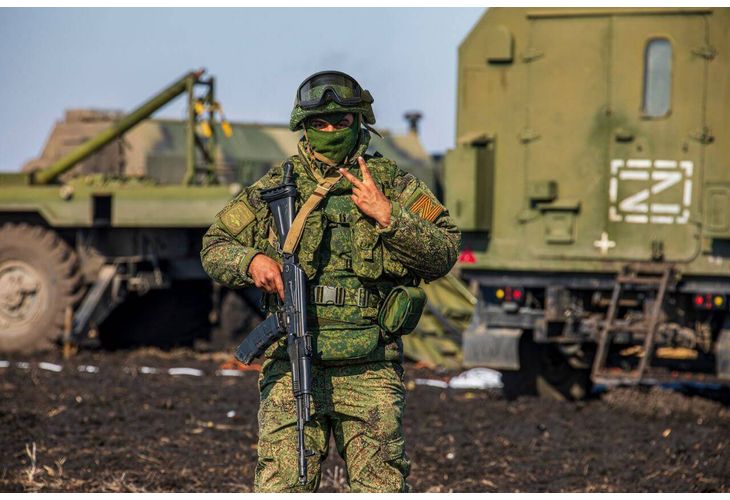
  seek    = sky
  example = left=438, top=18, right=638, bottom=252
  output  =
left=0, top=8, right=484, bottom=172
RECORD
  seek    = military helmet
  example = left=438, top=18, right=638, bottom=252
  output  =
left=289, top=70, right=376, bottom=131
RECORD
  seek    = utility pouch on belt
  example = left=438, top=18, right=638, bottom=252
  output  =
left=313, top=325, right=381, bottom=362
left=377, top=285, right=427, bottom=336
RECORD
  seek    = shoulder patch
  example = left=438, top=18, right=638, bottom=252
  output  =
left=219, top=200, right=255, bottom=236
left=406, top=189, right=445, bottom=223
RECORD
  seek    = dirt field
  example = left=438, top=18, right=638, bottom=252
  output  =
left=1, top=347, right=728, bottom=492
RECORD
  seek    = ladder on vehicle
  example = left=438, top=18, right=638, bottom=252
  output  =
left=591, top=264, right=673, bottom=384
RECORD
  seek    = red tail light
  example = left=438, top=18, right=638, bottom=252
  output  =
left=458, top=249, right=476, bottom=263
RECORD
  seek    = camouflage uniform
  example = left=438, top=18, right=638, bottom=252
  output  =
left=201, top=88, right=460, bottom=492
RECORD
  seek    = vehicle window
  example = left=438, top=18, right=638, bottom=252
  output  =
left=642, top=38, right=672, bottom=117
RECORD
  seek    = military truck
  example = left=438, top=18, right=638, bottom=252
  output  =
left=445, top=7, right=730, bottom=398
left=0, top=69, right=465, bottom=362
left=0, top=69, right=241, bottom=352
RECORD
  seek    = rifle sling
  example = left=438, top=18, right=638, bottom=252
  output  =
left=282, top=172, right=343, bottom=255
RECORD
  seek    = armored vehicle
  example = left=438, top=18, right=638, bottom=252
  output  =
left=0, top=69, right=464, bottom=363
left=445, top=8, right=730, bottom=398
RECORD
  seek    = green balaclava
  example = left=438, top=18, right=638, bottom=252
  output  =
left=304, top=112, right=360, bottom=166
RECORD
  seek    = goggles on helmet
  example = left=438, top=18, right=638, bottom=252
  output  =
left=295, top=71, right=373, bottom=110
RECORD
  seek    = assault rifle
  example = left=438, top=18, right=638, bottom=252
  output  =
left=234, top=162, right=314, bottom=485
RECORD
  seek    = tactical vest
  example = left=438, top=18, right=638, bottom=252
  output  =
left=263, top=155, right=413, bottom=362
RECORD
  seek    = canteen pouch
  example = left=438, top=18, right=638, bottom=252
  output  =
left=377, top=285, right=427, bottom=336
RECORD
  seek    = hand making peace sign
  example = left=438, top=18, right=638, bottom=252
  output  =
left=339, top=157, right=392, bottom=228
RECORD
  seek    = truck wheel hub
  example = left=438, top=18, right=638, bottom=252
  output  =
left=0, top=261, right=43, bottom=327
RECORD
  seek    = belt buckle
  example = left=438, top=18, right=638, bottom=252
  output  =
left=318, top=285, right=345, bottom=306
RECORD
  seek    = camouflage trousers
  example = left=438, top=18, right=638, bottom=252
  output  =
left=254, top=358, right=410, bottom=492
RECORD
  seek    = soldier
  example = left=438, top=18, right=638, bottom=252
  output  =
left=200, top=70, right=460, bottom=492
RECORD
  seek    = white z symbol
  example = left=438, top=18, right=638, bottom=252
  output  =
left=610, top=159, right=691, bottom=224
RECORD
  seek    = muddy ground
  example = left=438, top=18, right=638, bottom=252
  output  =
left=1, top=347, right=728, bottom=493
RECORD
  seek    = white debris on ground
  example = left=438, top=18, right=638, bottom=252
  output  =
left=2, top=360, right=248, bottom=378
left=414, top=378, right=449, bottom=389
left=0, top=361, right=503, bottom=393
left=38, top=362, right=63, bottom=372
left=449, top=368, right=503, bottom=390
left=168, top=367, right=204, bottom=377
left=414, top=368, right=503, bottom=390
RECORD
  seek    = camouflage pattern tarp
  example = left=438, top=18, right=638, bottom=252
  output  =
left=405, top=273, right=476, bottom=370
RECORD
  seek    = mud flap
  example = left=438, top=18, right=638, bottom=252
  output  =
left=462, top=304, right=521, bottom=369
left=716, top=329, right=730, bottom=381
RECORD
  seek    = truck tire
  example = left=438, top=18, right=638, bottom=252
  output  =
left=209, top=289, right=263, bottom=351
left=100, top=281, right=212, bottom=349
left=501, top=331, right=539, bottom=400
left=0, top=223, right=82, bottom=353
left=501, top=332, right=592, bottom=401
left=535, top=344, right=593, bottom=401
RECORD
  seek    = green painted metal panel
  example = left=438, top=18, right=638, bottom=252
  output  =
left=443, top=143, right=493, bottom=231
left=449, top=7, right=730, bottom=278
left=604, top=14, right=706, bottom=262
left=111, top=185, right=233, bottom=227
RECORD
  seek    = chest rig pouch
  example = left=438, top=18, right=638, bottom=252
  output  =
left=350, top=216, right=383, bottom=280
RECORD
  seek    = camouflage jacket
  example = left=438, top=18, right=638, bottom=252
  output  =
left=201, top=132, right=461, bottom=364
